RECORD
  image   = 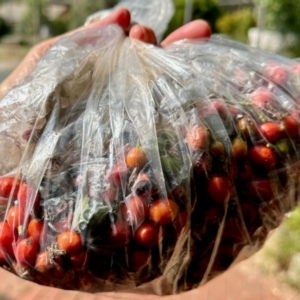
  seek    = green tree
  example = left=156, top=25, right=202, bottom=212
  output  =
left=164, top=0, right=222, bottom=38
left=255, top=0, right=300, bottom=57
left=255, top=0, right=300, bottom=35
left=68, top=0, right=118, bottom=30
left=216, top=8, right=256, bottom=43
left=19, top=0, right=49, bottom=35
left=0, top=17, right=11, bottom=37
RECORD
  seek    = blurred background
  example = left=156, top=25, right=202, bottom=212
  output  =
left=1, top=0, right=300, bottom=83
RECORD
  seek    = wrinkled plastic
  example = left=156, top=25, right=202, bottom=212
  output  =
left=1, top=24, right=300, bottom=295
left=84, top=0, right=175, bottom=42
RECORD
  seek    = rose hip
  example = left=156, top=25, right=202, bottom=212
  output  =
left=263, top=63, right=288, bottom=85
left=109, top=221, right=131, bottom=247
left=231, top=137, right=247, bottom=159
left=244, top=179, right=275, bottom=202
left=6, top=205, right=25, bottom=231
left=0, top=222, right=14, bottom=255
left=248, top=145, right=277, bottom=171
left=283, top=115, right=300, bottom=138
left=259, top=122, right=282, bottom=143
left=107, top=163, right=128, bottom=187
left=125, top=195, right=149, bottom=227
left=134, top=221, right=159, bottom=248
left=15, top=237, right=38, bottom=267
left=250, top=88, right=274, bottom=109
left=70, top=251, right=88, bottom=269
left=207, top=176, right=232, bottom=204
left=130, top=250, right=149, bottom=272
left=57, top=231, right=82, bottom=254
left=210, top=140, right=224, bottom=156
left=236, top=115, right=258, bottom=141
left=0, top=177, right=20, bottom=198
left=149, top=199, right=179, bottom=225
left=186, top=125, right=208, bottom=151
left=17, top=183, right=41, bottom=216
left=27, top=219, right=44, bottom=243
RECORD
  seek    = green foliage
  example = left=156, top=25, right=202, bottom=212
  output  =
left=48, top=17, right=69, bottom=36
left=255, top=0, right=300, bottom=36
left=215, top=8, right=256, bottom=43
left=0, top=17, right=11, bottom=37
left=192, top=0, right=223, bottom=33
left=164, top=0, right=222, bottom=38
left=281, top=42, right=300, bottom=59
left=266, top=205, right=300, bottom=269
left=254, top=0, right=300, bottom=58
left=68, top=0, right=118, bottom=30
left=19, top=0, right=49, bottom=35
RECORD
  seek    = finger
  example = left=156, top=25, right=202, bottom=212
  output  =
left=41, top=7, right=131, bottom=53
left=129, top=24, right=157, bottom=45
left=161, top=20, right=211, bottom=47
left=0, top=8, right=131, bottom=99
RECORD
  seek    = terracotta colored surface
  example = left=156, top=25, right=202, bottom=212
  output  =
left=0, top=251, right=299, bottom=300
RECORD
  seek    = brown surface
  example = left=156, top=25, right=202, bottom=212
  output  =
left=0, top=250, right=299, bottom=300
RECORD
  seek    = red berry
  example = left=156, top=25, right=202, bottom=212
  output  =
left=211, top=100, right=228, bottom=118
left=149, top=199, right=179, bottom=225
left=109, top=221, right=131, bottom=247
left=210, top=140, right=224, bottom=156
left=207, top=176, right=232, bottom=204
left=6, top=206, right=25, bottom=231
left=15, top=238, right=38, bottom=267
left=248, top=145, right=277, bottom=171
left=57, top=231, right=82, bottom=254
left=17, top=183, right=41, bottom=215
left=35, top=251, right=63, bottom=273
left=107, top=163, right=128, bottom=187
left=0, top=222, right=14, bottom=252
left=263, top=63, right=288, bottom=85
left=27, top=219, right=44, bottom=243
left=70, top=251, right=88, bottom=269
left=0, top=177, right=20, bottom=198
left=236, top=115, right=258, bottom=141
left=245, top=179, right=274, bottom=202
left=35, top=251, right=51, bottom=273
left=259, top=122, right=282, bottom=143
left=186, top=125, right=208, bottom=151
left=283, top=115, right=300, bottom=138
left=291, top=64, right=300, bottom=74
left=126, top=147, right=147, bottom=169
left=125, top=195, right=149, bottom=227
left=199, top=99, right=228, bottom=119
left=134, top=221, right=159, bottom=248
left=231, top=137, right=247, bottom=159
left=130, top=250, right=149, bottom=272
left=250, top=88, right=274, bottom=109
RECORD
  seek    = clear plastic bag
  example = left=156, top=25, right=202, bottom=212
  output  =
left=84, top=0, right=175, bottom=42
left=1, top=24, right=300, bottom=295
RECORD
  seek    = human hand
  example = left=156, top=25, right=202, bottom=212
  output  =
left=0, top=8, right=210, bottom=99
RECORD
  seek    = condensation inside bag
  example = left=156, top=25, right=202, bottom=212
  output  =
left=1, top=24, right=300, bottom=294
